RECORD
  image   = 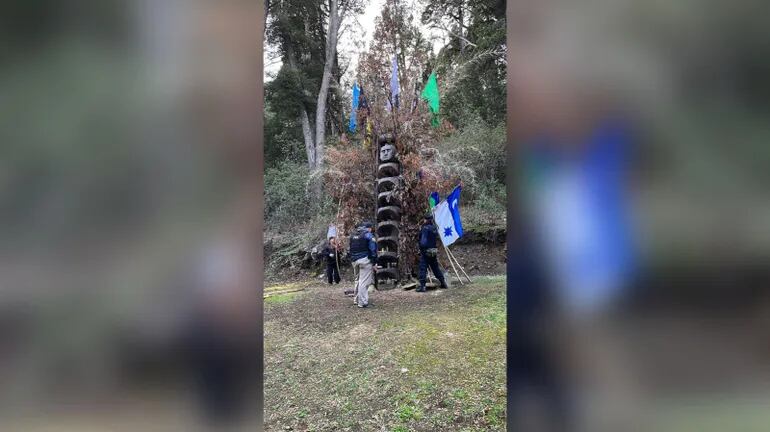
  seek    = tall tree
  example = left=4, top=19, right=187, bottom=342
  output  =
left=267, top=0, right=363, bottom=180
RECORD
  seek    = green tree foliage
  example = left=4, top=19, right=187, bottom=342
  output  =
left=423, top=0, right=506, bottom=126
left=439, top=115, right=505, bottom=191
left=265, top=161, right=331, bottom=229
left=265, top=102, right=306, bottom=167
left=265, top=66, right=309, bottom=167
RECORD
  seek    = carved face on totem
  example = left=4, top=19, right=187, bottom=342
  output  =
left=379, top=144, right=395, bottom=162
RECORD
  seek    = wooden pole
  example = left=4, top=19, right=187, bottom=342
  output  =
left=334, top=183, right=347, bottom=276
left=446, top=246, right=472, bottom=283
left=334, top=240, right=341, bottom=278
left=441, top=241, right=464, bottom=285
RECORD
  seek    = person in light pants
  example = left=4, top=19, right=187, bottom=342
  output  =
left=353, top=256, right=373, bottom=307
left=348, top=221, right=377, bottom=308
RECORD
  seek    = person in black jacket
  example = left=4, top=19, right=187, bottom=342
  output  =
left=322, top=237, right=342, bottom=284
left=418, top=213, right=448, bottom=292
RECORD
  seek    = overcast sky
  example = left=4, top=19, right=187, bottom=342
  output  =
left=264, top=0, right=446, bottom=85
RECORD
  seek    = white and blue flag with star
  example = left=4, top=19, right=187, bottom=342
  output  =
left=434, top=185, right=464, bottom=246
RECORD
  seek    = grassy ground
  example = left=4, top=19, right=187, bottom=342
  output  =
left=264, top=275, right=507, bottom=432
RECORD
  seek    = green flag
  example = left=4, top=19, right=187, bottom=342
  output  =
left=428, top=191, right=440, bottom=208
left=421, top=72, right=440, bottom=127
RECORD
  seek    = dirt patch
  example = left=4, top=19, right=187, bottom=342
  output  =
left=443, top=243, right=506, bottom=276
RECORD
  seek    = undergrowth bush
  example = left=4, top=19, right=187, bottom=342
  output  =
left=265, top=162, right=333, bottom=231
left=435, top=116, right=506, bottom=228
left=437, top=116, right=506, bottom=201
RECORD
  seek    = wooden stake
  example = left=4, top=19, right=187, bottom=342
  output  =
left=333, top=183, right=347, bottom=277
left=441, top=242, right=464, bottom=285
left=446, top=246, right=472, bottom=283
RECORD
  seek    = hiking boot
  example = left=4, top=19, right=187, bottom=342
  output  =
left=439, top=284, right=448, bottom=289
left=416, top=287, right=426, bottom=293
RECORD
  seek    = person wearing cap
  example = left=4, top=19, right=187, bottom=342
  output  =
left=348, top=221, right=377, bottom=307
left=418, top=212, right=448, bottom=292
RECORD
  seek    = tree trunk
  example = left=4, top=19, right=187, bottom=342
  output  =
left=300, top=109, right=315, bottom=168
left=313, top=0, right=341, bottom=172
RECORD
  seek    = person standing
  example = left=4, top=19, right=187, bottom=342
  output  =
left=349, top=221, right=377, bottom=307
left=418, top=213, right=448, bottom=292
left=322, top=236, right=342, bottom=284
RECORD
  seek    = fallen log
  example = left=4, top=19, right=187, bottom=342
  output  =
left=264, top=287, right=306, bottom=298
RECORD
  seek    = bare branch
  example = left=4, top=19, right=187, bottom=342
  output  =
left=429, top=24, right=478, bottom=48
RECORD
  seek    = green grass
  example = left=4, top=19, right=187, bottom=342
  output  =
left=264, top=275, right=507, bottom=431
left=382, top=276, right=506, bottom=430
left=395, top=403, right=423, bottom=421
left=264, top=291, right=303, bottom=304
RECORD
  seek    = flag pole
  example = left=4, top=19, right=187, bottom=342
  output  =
left=446, top=246, right=472, bottom=283
left=442, top=241, right=464, bottom=286
left=334, top=183, right=348, bottom=277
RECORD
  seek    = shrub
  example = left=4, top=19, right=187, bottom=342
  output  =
left=437, top=116, right=506, bottom=201
left=265, top=162, right=332, bottom=230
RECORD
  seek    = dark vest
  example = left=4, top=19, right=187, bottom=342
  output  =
left=349, top=231, right=370, bottom=259
left=420, top=223, right=438, bottom=249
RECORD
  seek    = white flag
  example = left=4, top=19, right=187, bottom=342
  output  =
left=434, top=200, right=460, bottom=246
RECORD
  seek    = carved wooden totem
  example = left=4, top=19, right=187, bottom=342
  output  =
left=376, top=133, right=400, bottom=287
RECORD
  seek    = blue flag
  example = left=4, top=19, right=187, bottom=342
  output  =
left=390, top=56, right=400, bottom=109
left=446, top=185, right=463, bottom=237
left=349, top=83, right=360, bottom=132
left=526, top=116, right=635, bottom=313
left=434, top=185, right=463, bottom=246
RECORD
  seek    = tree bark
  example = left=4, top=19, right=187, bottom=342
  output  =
left=313, top=0, right=342, bottom=172
left=300, top=109, right=315, bottom=167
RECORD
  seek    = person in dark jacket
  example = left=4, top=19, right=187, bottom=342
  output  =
left=349, top=221, right=377, bottom=307
left=418, top=213, right=448, bottom=292
left=321, top=237, right=342, bottom=284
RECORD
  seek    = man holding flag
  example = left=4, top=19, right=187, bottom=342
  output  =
left=417, top=212, right=448, bottom=292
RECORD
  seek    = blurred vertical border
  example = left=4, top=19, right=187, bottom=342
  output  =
left=506, top=1, right=770, bottom=431
left=0, top=0, right=265, bottom=429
